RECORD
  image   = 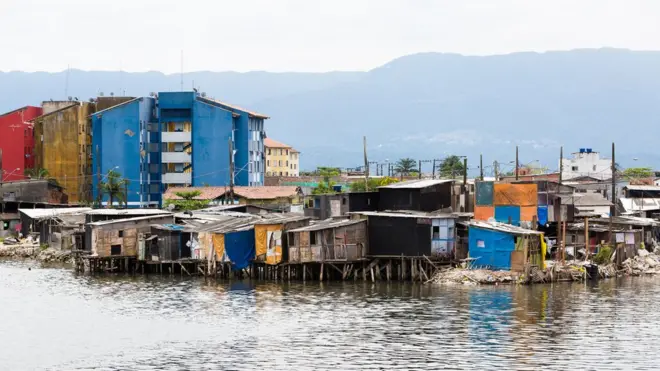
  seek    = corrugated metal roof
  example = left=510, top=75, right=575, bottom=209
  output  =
left=624, top=185, right=660, bottom=191
left=619, top=197, right=660, bottom=212
left=288, top=219, right=365, bottom=233
left=468, top=220, right=542, bottom=235
left=164, top=186, right=300, bottom=200
left=253, top=213, right=309, bottom=225
left=556, top=193, right=613, bottom=206
left=379, top=179, right=454, bottom=189
left=88, top=214, right=173, bottom=227
left=86, top=209, right=171, bottom=216
left=19, top=208, right=92, bottom=220
left=350, top=211, right=457, bottom=219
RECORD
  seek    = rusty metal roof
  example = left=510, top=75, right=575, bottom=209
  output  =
left=288, top=219, right=365, bottom=232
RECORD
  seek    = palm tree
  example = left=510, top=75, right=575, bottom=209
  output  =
left=394, top=158, right=417, bottom=176
left=101, top=170, right=129, bottom=208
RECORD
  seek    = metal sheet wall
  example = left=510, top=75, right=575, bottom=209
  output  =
left=493, top=183, right=538, bottom=206
left=475, top=181, right=494, bottom=206
left=494, top=205, right=521, bottom=226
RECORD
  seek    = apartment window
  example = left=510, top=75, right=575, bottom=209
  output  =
left=593, top=165, right=597, bottom=171
left=432, top=226, right=440, bottom=239
left=268, top=148, right=271, bottom=155
left=286, top=160, right=289, bottom=167
left=267, top=160, right=270, bottom=167
left=286, top=172, right=289, bottom=176
left=572, top=166, right=578, bottom=171
left=279, top=172, right=283, bottom=176
left=286, top=149, right=289, bottom=155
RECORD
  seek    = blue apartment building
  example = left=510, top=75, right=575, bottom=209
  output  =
left=91, top=92, right=268, bottom=208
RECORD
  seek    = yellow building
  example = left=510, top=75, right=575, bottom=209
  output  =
left=264, top=138, right=299, bottom=176
left=32, top=101, right=95, bottom=203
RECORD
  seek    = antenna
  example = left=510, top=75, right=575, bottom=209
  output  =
left=180, top=50, right=184, bottom=91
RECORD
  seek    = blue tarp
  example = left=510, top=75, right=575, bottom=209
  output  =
left=468, top=226, right=516, bottom=270
left=537, top=206, right=548, bottom=226
left=224, top=230, right=255, bottom=270
left=494, top=205, right=521, bottom=226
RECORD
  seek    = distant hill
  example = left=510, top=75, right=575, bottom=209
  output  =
left=2, top=48, right=659, bottom=173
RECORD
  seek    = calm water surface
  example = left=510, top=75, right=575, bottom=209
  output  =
left=1, top=260, right=659, bottom=370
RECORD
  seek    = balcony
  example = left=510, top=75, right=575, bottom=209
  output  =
left=162, top=152, right=192, bottom=163
left=161, top=132, right=191, bottom=143
left=162, top=172, right=192, bottom=184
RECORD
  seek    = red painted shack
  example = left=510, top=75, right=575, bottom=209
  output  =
left=0, top=106, right=42, bottom=181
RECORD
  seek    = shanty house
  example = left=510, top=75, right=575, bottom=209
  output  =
left=619, top=185, right=660, bottom=217
left=86, top=214, right=174, bottom=257
left=467, top=221, right=544, bottom=271
left=378, top=179, right=453, bottom=212
left=18, top=207, right=91, bottom=248
left=474, top=182, right=538, bottom=227
left=354, top=211, right=457, bottom=258
left=254, top=214, right=310, bottom=265
left=164, top=186, right=303, bottom=212
left=304, top=192, right=379, bottom=220
left=288, top=219, right=368, bottom=263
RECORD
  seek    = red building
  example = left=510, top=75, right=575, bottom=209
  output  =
left=0, top=106, right=42, bottom=181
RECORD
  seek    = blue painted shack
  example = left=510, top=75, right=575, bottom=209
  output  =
left=468, top=221, right=544, bottom=271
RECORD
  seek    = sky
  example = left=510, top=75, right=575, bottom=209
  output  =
left=1, top=0, right=659, bottom=73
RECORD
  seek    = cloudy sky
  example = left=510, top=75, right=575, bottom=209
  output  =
left=1, top=0, right=657, bottom=73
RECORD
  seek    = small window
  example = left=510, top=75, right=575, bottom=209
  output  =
left=342, top=197, right=347, bottom=205
left=571, top=166, right=578, bottom=171
left=367, top=198, right=371, bottom=206
left=310, top=232, right=317, bottom=245
left=268, top=148, right=271, bottom=155
left=267, top=160, right=270, bottom=166
left=111, top=245, right=121, bottom=255
left=118, top=230, right=124, bottom=237
left=593, top=165, right=596, bottom=171
left=432, top=226, right=440, bottom=239
left=286, top=149, right=289, bottom=155
left=286, top=160, right=289, bottom=166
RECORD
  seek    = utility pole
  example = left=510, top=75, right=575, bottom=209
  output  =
left=559, top=146, right=563, bottom=185
left=493, top=160, right=499, bottom=181
left=124, top=181, right=128, bottom=209
left=463, top=157, right=469, bottom=212
left=479, top=153, right=483, bottom=181
left=228, top=138, right=234, bottom=203
left=418, top=160, right=422, bottom=179
left=557, top=146, right=563, bottom=258
left=363, top=136, right=368, bottom=191
left=610, top=142, right=618, bottom=266
left=515, top=145, right=519, bottom=180
left=96, top=145, right=101, bottom=207
left=432, top=159, right=437, bottom=179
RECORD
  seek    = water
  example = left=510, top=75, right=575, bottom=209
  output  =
left=2, top=260, right=660, bottom=370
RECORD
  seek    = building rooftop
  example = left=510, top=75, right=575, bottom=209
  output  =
left=0, top=105, right=38, bottom=118
left=379, top=179, right=454, bottom=189
left=556, top=193, right=613, bottom=206
left=164, top=186, right=301, bottom=201
left=288, top=218, right=365, bottom=233
left=253, top=213, right=309, bottom=225
left=90, top=97, right=142, bottom=116
left=198, top=97, right=269, bottom=119
left=19, top=207, right=92, bottom=220
left=29, top=102, right=82, bottom=122
left=85, top=209, right=172, bottom=216
left=623, top=185, right=660, bottom=192
left=264, top=138, right=292, bottom=149
left=88, top=214, right=173, bottom=227
left=350, top=211, right=457, bottom=219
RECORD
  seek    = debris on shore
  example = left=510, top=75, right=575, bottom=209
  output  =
left=0, top=243, right=73, bottom=264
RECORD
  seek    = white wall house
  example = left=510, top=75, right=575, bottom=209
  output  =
left=560, top=148, right=611, bottom=181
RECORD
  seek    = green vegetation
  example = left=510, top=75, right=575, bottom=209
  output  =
left=438, top=156, right=465, bottom=178
left=394, top=158, right=416, bottom=176
left=593, top=245, right=614, bottom=265
left=24, top=168, right=50, bottom=179
left=101, top=170, right=129, bottom=208
left=311, top=167, right=341, bottom=195
left=164, top=190, right=210, bottom=211
left=622, top=167, right=653, bottom=180
left=350, top=177, right=399, bottom=192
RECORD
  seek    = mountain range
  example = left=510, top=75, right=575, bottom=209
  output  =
left=2, top=48, right=659, bottom=174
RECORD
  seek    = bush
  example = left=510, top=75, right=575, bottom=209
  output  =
left=593, top=245, right=613, bottom=264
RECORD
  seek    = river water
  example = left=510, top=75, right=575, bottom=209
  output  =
left=2, top=260, right=659, bottom=370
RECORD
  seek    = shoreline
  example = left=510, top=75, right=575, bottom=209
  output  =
left=0, top=244, right=74, bottom=265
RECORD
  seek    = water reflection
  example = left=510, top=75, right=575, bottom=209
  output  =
left=1, top=261, right=660, bottom=370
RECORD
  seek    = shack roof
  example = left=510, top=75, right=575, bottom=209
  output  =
left=163, top=186, right=301, bottom=200
left=468, top=220, right=542, bottom=235
left=87, top=214, right=173, bottom=227
left=288, top=219, right=365, bottom=233
left=19, top=207, right=92, bottom=220
left=623, top=185, right=660, bottom=192
left=619, top=197, right=660, bottom=213
left=555, top=193, right=613, bottom=206
left=183, top=216, right=258, bottom=233
left=589, top=216, right=660, bottom=227
left=86, top=209, right=171, bottom=216
left=253, top=213, right=309, bottom=225
left=379, top=179, right=454, bottom=189
left=350, top=211, right=457, bottom=219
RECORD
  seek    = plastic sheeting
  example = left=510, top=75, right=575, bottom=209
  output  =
left=537, top=206, right=548, bottom=225
left=255, top=224, right=284, bottom=265
left=212, top=233, right=225, bottom=261
left=475, top=181, right=494, bottom=206
left=474, top=206, right=495, bottom=221
left=468, top=226, right=515, bottom=270
left=493, top=184, right=538, bottom=206
left=494, top=206, right=521, bottom=226
left=224, top=230, right=255, bottom=270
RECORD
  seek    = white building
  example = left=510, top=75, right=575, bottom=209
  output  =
left=560, top=148, right=611, bottom=181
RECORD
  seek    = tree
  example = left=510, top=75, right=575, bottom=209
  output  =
left=101, top=170, right=129, bottom=208
left=622, top=167, right=653, bottom=180
left=394, top=158, right=417, bottom=176
left=438, top=156, right=465, bottom=178
left=164, top=191, right=210, bottom=211
left=350, top=177, right=399, bottom=192
left=312, top=167, right=341, bottom=194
